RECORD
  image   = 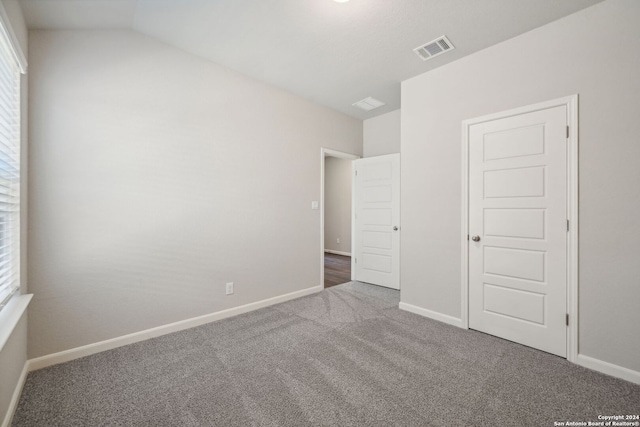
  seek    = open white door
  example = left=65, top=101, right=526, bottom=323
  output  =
left=353, top=154, right=400, bottom=289
left=467, top=104, right=568, bottom=357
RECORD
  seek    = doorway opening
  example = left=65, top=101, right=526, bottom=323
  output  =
left=320, top=148, right=359, bottom=288
left=324, top=252, right=351, bottom=288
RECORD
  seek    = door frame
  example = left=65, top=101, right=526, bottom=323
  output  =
left=460, top=95, right=579, bottom=362
left=320, top=148, right=360, bottom=288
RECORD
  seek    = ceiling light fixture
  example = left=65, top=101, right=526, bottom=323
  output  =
left=333, top=0, right=350, bottom=3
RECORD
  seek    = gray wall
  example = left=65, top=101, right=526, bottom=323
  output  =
left=401, top=0, right=640, bottom=373
left=324, top=157, right=352, bottom=254
left=0, top=0, right=28, bottom=423
left=363, top=109, right=400, bottom=157
left=27, top=29, right=362, bottom=358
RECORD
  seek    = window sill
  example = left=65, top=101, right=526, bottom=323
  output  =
left=0, top=293, right=32, bottom=353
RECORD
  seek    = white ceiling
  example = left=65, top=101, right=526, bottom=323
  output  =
left=19, top=0, right=604, bottom=119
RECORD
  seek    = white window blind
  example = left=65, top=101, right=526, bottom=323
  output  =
left=0, top=14, right=21, bottom=312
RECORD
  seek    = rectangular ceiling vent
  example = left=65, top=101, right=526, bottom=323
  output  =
left=353, top=97, right=386, bottom=112
left=413, top=35, right=455, bottom=61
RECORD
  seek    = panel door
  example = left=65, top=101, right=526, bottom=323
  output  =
left=354, top=154, right=400, bottom=289
left=468, top=105, right=567, bottom=357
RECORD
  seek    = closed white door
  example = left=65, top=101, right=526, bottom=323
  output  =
left=468, top=105, right=567, bottom=357
left=353, top=154, right=400, bottom=289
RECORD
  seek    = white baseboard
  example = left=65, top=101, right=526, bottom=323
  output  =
left=28, top=285, right=323, bottom=372
left=324, top=250, right=351, bottom=257
left=576, top=354, right=640, bottom=385
left=398, top=302, right=640, bottom=384
left=1, top=361, right=28, bottom=427
left=398, top=304, right=640, bottom=385
left=399, top=302, right=464, bottom=328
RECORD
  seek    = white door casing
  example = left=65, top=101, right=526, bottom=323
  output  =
left=467, top=103, right=569, bottom=357
left=353, top=154, right=400, bottom=289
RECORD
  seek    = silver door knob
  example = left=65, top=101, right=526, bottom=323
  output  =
left=393, top=226, right=398, bottom=231
left=471, top=235, right=480, bottom=242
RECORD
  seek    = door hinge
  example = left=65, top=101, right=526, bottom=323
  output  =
left=566, top=313, right=569, bottom=326
left=355, top=170, right=358, bottom=176
left=566, top=126, right=569, bottom=138
left=467, top=234, right=469, bottom=241
left=355, top=257, right=357, bottom=264
left=567, top=219, right=570, bottom=232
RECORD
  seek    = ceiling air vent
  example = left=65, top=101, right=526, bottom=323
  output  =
left=413, top=35, right=455, bottom=61
left=353, top=97, right=386, bottom=112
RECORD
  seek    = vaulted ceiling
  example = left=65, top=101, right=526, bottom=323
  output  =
left=19, top=0, right=604, bottom=119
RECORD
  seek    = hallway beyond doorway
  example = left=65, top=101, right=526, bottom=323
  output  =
left=324, top=253, right=351, bottom=288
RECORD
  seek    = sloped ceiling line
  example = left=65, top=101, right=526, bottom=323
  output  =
left=19, top=0, right=604, bottom=119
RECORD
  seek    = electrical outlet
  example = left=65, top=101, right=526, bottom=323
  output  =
left=337, top=238, right=340, bottom=244
left=226, top=282, right=234, bottom=295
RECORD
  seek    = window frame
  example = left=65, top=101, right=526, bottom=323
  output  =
left=0, top=2, right=26, bottom=314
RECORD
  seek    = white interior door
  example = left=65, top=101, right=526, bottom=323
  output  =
left=468, top=105, right=568, bottom=357
left=353, top=154, right=400, bottom=289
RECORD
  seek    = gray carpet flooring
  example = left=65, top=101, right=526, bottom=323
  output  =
left=13, top=282, right=640, bottom=426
